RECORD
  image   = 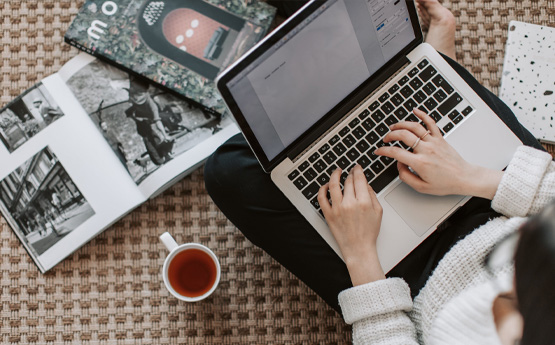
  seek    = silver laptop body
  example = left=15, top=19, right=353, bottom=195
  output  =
left=216, top=0, right=522, bottom=272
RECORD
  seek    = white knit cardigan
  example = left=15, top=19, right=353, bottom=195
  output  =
left=338, top=146, right=555, bottom=344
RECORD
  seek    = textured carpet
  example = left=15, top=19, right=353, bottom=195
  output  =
left=0, top=1, right=554, bottom=344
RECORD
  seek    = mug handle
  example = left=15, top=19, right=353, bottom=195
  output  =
left=160, top=232, right=178, bottom=252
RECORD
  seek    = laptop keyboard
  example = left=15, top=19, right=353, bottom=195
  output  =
left=287, top=59, right=475, bottom=217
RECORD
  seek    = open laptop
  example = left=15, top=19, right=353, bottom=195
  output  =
left=216, top=0, right=522, bottom=272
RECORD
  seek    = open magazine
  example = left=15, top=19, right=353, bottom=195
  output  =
left=0, top=53, right=238, bottom=272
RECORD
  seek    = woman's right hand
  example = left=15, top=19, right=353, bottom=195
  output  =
left=375, top=109, right=503, bottom=200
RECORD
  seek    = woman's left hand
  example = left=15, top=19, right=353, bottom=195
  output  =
left=318, top=165, right=386, bottom=286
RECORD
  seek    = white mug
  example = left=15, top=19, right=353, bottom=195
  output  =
left=159, top=232, right=221, bottom=302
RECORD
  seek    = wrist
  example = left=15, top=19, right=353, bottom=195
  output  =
left=463, top=164, right=504, bottom=200
left=344, top=249, right=386, bottom=286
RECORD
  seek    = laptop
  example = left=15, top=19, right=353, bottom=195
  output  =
left=216, top=0, right=522, bottom=272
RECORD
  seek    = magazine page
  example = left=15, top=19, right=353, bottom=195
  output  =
left=0, top=70, right=145, bottom=272
left=64, top=0, right=276, bottom=115
left=59, top=54, right=239, bottom=197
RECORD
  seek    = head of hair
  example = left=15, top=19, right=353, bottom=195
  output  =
left=515, top=198, right=555, bottom=345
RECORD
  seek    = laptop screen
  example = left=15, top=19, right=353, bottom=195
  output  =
left=226, top=0, right=416, bottom=161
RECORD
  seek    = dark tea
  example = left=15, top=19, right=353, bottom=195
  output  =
left=167, top=249, right=217, bottom=297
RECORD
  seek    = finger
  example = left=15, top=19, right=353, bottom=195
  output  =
left=389, top=121, right=428, bottom=139
left=375, top=145, right=419, bottom=168
left=382, top=129, right=420, bottom=148
left=318, top=183, right=332, bottom=215
left=343, top=167, right=355, bottom=199
left=413, top=108, right=441, bottom=137
left=353, top=165, right=371, bottom=201
left=397, top=161, right=427, bottom=192
left=328, top=168, right=343, bottom=204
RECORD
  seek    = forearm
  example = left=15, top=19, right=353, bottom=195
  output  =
left=461, top=164, right=504, bottom=200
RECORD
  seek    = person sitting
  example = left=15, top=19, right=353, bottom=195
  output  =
left=204, top=1, right=555, bottom=344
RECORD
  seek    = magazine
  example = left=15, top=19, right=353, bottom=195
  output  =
left=0, top=53, right=239, bottom=273
left=64, top=0, right=276, bottom=115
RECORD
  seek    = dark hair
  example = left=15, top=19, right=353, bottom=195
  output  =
left=514, top=199, right=555, bottom=345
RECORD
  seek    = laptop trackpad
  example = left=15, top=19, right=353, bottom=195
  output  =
left=384, top=183, right=465, bottom=237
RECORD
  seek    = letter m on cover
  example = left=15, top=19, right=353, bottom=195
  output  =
left=88, top=20, right=108, bottom=40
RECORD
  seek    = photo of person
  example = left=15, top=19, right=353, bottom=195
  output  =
left=65, top=59, right=232, bottom=184
left=0, top=83, right=65, bottom=153
left=0, top=147, right=95, bottom=257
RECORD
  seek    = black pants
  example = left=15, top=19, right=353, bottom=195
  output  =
left=204, top=54, right=544, bottom=313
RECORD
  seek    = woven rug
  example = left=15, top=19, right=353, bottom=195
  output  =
left=1, top=1, right=553, bottom=344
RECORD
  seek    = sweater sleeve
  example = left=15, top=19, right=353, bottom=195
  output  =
left=492, top=146, right=555, bottom=217
left=338, top=278, right=419, bottom=345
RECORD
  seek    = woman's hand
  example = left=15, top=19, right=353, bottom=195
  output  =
left=318, top=165, right=386, bottom=286
left=375, top=109, right=503, bottom=199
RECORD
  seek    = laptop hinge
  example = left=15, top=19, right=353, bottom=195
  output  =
left=288, top=56, right=411, bottom=162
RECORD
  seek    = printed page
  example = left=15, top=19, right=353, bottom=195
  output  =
left=59, top=54, right=239, bottom=198
left=0, top=66, right=145, bottom=272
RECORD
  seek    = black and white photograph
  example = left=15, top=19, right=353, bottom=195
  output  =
left=65, top=59, right=231, bottom=184
left=0, top=83, right=65, bottom=153
left=0, top=147, right=95, bottom=257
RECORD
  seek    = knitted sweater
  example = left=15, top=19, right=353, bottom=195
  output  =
left=338, top=146, right=555, bottom=344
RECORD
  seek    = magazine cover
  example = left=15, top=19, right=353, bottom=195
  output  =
left=65, top=0, right=276, bottom=115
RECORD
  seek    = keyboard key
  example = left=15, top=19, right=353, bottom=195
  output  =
left=443, top=122, right=454, bottom=133
left=408, top=67, right=419, bottom=78
left=333, top=143, right=347, bottom=155
left=404, top=98, right=418, bottom=112
left=371, top=109, right=386, bottom=123
left=369, top=101, right=380, bottom=111
left=326, top=165, right=338, bottom=176
left=391, top=93, right=404, bottom=106
left=432, top=75, right=454, bottom=94
left=316, top=173, right=329, bottom=186
left=365, top=131, right=380, bottom=145
left=418, top=59, right=429, bottom=69
left=293, top=176, right=308, bottom=190
left=406, top=114, right=419, bottom=122
left=409, top=77, right=424, bottom=90
left=346, top=148, right=360, bottom=161
left=400, top=85, right=414, bottom=98
left=375, top=123, right=389, bottom=136
left=419, top=66, right=438, bottom=82
left=438, top=93, right=463, bottom=116
left=370, top=164, right=399, bottom=194
left=452, top=114, right=464, bottom=124
left=329, top=135, right=340, bottom=146
left=430, top=111, right=442, bottom=122
left=414, top=90, right=427, bottom=103
left=394, top=107, right=409, bottom=120
left=339, top=126, right=350, bottom=137
left=288, top=170, right=300, bottom=181
left=323, top=151, right=337, bottom=164
left=314, top=159, right=327, bottom=173
left=433, top=89, right=448, bottom=103
left=303, top=168, right=317, bottom=181
left=423, top=82, right=437, bottom=95
left=380, top=155, right=394, bottom=165
left=363, top=169, right=376, bottom=181
left=379, top=93, right=390, bottom=102
left=358, top=155, right=372, bottom=168
left=319, top=143, right=331, bottom=154
left=376, top=139, right=389, bottom=149
left=462, top=106, right=474, bottom=116
left=381, top=101, right=395, bottom=114
left=353, top=126, right=366, bottom=139
left=310, top=196, right=321, bottom=209
left=389, top=84, right=400, bottom=94
left=448, top=110, right=461, bottom=121
left=385, top=115, right=398, bottom=126
left=308, top=152, right=320, bottom=163
left=362, top=118, right=376, bottom=131
left=340, top=171, right=348, bottom=185
left=370, top=161, right=385, bottom=174
left=359, top=109, right=370, bottom=119
left=399, top=75, right=410, bottom=86
left=337, top=156, right=350, bottom=169
left=424, top=97, right=439, bottom=111
left=299, top=161, right=310, bottom=171
left=356, top=140, right=370, bottom=153
left=302, top=182, right=320, bottom=200
left=367, top=148, right=379, bottom=161
left=349, top=118, right=360, bottom=128
left=418, top=105, right=427, bottom=114
left=342, top=134, right=356, bottom=147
